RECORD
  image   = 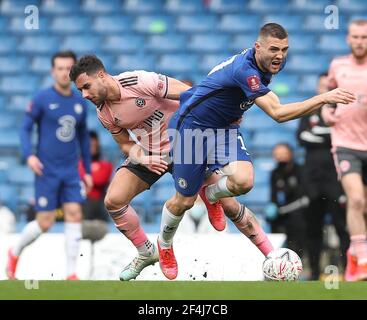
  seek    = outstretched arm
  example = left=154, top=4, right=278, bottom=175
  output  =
left=254, top=88, right=355, bottom=123
left=165, top=77, right=191, bottom=100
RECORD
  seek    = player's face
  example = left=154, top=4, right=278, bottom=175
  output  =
left=52, top=57, right=75, bottom=88
left=347, top=23, right=367, bottom=59
left=273, top=145, right=292, bottom=164
left=317, top=75, right=329, bottom=95
left=75, top=72, right=108, bottom=106
left=255, top=36, right=289, bottom=74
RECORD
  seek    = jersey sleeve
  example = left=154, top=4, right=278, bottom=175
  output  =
left=232, top=67, right=270, bottom=100
left=327, top=59, right=338, bottom=89
left=97, top=109, right=123, bottom=136
left=136, top=70, right=169, bottom=98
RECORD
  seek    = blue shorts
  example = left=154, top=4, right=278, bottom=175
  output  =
left=169, top=115, right=251, bottom=197
left=35, top=169, right=85, bottom=212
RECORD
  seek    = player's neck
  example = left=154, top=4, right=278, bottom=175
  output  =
left=352, top=53, right=367, bottom=65
left=53, top=83, right=72, bottom=96
left=105, top=75, right=121, bottom=102
left=254, top=52, right=267, bottom=73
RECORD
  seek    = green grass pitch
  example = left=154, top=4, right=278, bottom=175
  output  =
left=1, top=281, right=367, bottom=300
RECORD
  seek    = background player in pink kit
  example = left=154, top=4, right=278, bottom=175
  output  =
left=322, top=20, right=367, bottom=281
left=70, top=55, right=275, bottom=281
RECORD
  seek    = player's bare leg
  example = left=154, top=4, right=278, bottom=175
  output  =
left=341, top=173, right=367, bottom=281
left=6, top=211, right=55, bottom=279
left=205, top=171, right=273, bottom=256
left=105, top=168, right=158, bottom=281
left=63, top=202, right=83, bottom=280
left=158, top=192, right=197, bottom=280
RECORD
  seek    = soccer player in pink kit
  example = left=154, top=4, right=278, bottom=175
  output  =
left=322, top=20, right=367, bottom=281
left=70, top=55, right=275, bottom=280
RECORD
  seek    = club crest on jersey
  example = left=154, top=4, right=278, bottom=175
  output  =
left=74, top=103, right=83, bottom=114
left=135, top=98, right=146, bottom=107
left=178, top=178, right=188, bottom=189
left=246, top=75, right=260, bottom=91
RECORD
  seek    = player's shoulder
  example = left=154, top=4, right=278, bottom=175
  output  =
left=330, top=54, right=351, bottom=66
left=233, top=48, right=261, bottom=76
left=114, top=70, right=153, bottom=81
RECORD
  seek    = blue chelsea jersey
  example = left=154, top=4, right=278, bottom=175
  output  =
left=20, top=87, right=91, bottom=173
left=178, top=47, right=286, bottom=128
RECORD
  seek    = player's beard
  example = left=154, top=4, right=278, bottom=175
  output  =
left=352, top=46, right=367, bottom=60
left=94, top=86, right=108, bottom=105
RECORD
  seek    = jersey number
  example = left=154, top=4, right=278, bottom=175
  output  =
left=237, top=135, right=247, bottom=150
left=56, top=115, right=76, bottom=142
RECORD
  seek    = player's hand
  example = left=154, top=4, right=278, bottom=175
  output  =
left=27, top=155, right=43, bottom=176
left=141, top=155, right=169, bottom=175
left=321, top=106, right=338, bottom=126
left=322, top=88, right=356, bottom=105
left=83, top=174, right=94, bottom=193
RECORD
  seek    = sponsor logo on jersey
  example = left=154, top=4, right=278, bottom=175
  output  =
left=143, top=110, right=164, bottom=127
left=246, top=75, right=260, bottom=91
left=178, top=178, right=187, bottom=189
left=135, top=98, right=146, bottom=107
left=74, top=103, right=83, bottom=114
left=49, top=103, right=59, bottom=110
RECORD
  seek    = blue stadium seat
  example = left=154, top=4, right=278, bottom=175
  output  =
left=252, top=131, right=297, bottom=149
left=0, top=75, right=39, bottom=94
left=1, top=0, right=41, bottom=15
left=336, top=0, right=366, bottom=13
left=218, top=14, right=261, bottom=33
left=248, top=0, right=290, bottom=13
left=41, top=0, right=81, bottom=14
left=147, top=34, right=187, bottom=53
left=242, top=112, right=278, bottom=131
left=8, top=95, right=32, bottom=112
left=278, top=118, right=300, bottom=132
left=199, top=54, right=231, bottom=73
left=8, top=166, right=34, bottom=186
left=92, top=15, right=133, bottom=34
left=114, top=54, right=156, bottom=72
left=87, top=112, right=102, bottom=131
left=230, top=35, right=257, bottom=52
left=269, top=74, right=299, bottom=97
left=30, top=56, right=52, bottom=74
left=19, top=186, right=35, bottom=205
left=18, top=36, right=60, bottom=54
left=286, top=54, right=332, bottom=73
left=81, top=0, right=121, bottom=14
left=0, top=130, right=20, bottom=149
left=237, top=185, right=270, bottom=205
left=318, top=34, right=349, bottom=54
left=152, top=173, right=174, bottom=188
left=288, top=34, right=317, bottom=53
left=133, top=15, right=174, bottom=34
left=349, top=14, right=367, bottom=23
left=291, top=0, right=333, bottom=12
left=158, top=54, right=198, bottom=73
left=188, top=34, right=229, bottom=53
left=176, top=15, right=218, bottom=33
left=0, top=156, right=19, bottom=171
left=0, top=35, right=17, bottom=54
left=209, top=0, right=248, bottom=13
left=103, top=35, right=144, bottom=53
left=154, top=185, right=176, bottom=204
left=0, top=57, right=28, bottom=74
left=165, top=0, right=205, bottom=14
left=51, top=16, right=91, bottom=33
left=0, top=184, right=18, bottom=211
left=263, top=14, right=304, bottom=32
left=60, top=35, right=101, bottom=54
left=298, top=75, right=319, bottom=95
left=0, top=169, right=8, bottom=183
left=8, top=16, right=50, bottom=34
left=124, top=0, right=164, bottom=13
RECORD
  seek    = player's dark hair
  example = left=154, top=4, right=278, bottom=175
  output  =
left=259, top=23, right=288, bottom=40
left=69, top=55, right=106, bottom=82
left=89, top=130, right=98, bottom=140
left=51, top=51, right=77, bottom=67
left=319, top=71, right=328, bottom=78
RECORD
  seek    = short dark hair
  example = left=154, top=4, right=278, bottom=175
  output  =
left=319, top=71, right=328, bottom=78
left=259, top=23, right=288, bottom=40
left=51, top=51, right=77, bottom=67
left=69, top=55, right=105, bottom=82
left=89, top=130, right=98, bottom=140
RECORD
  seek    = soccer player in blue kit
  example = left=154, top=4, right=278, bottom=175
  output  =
left=6, top=51, right=93, bottom=280
left=157, top=23, right=357, bottom=280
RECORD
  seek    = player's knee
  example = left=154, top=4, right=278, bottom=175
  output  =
left=36, top=214, right=55, bottom=232
left=170, top=194, right=196, bottom=211
left=104, top=193, right=129, bottom=212
left=220, top=199, right=240, bottom=218
left=230, top=174, right=254, bottom=195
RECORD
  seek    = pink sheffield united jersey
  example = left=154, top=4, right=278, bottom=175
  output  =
left=97, top=70, right=178, bottom=154
left=328, top=55, right=367, bottom=151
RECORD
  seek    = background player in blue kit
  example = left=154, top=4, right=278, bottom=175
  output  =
left=6, top=51, right=93, bottom=280
left=157, top=23, right=356, bottom=280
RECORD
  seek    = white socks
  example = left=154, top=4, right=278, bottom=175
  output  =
left=137, top=239, right=156, bottom=257
left=205, top=176, right=235, bottom=203
left=12, top=220, right=43, bottom=256
left=158, top=204, right=184, bottom=248
left=65, top=222, right=82, bottom=276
